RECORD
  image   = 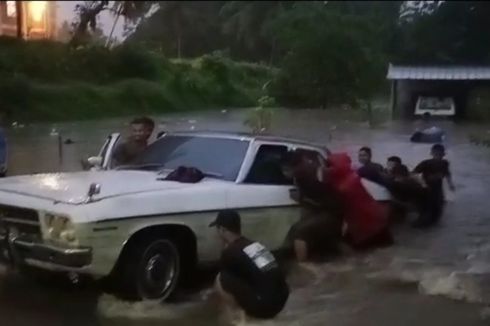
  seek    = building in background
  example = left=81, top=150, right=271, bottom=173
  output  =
left=387, top=64, right=490, bottom=119
left=0, top=1, right=57, bottom=40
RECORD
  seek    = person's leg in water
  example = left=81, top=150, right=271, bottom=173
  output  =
left=293, top=239, right=308, bottom=262
left=215, top=273, right=247, bottom=325
left=412, top=186, right=433, bottom=228
left=413, top=187, right=443, bottom=228
left=430, top=191, right=445, bottom=224
left=292, top=237, right=324, bottom=281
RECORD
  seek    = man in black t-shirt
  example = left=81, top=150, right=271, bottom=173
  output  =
left=412, top=144, right=455, bottom=227
left=210, top=210, right=289, bottom=320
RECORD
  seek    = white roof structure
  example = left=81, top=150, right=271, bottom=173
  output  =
left=387, top=64, right=490, bottom=80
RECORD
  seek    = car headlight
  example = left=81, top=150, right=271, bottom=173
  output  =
left=44, top=213, right=78, bottom=244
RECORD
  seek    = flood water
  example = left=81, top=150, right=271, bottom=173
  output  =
left=1, top=108, right=490, bottom=325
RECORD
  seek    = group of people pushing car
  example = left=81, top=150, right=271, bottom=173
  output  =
left=208, top=144, right=454, bottom=323
left=111, top=117, right=454, bottom=323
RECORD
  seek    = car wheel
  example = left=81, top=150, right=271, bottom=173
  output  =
left=118, top=238, right=181, bottom=301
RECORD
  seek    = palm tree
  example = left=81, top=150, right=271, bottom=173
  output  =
left=70, top=1, right=155, bottom=48
left=107, top=1, right=156, bottom=47
left=157, top=1, right=192, bottom=58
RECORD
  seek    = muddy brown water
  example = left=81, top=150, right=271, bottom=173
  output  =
left=1, top=109, right=490, bottom=325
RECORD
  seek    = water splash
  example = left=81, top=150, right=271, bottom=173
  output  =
left=97, top=294, right=208, bottom=320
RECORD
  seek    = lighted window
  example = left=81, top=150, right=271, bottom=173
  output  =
left=30, top=1, right=47, bottom=23
left=6, top=1, right=16, bottom=18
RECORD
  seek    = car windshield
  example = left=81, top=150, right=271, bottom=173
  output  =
left=126, top=135, right=250, bottom=181
left=420, top=97, right=453, bottom=111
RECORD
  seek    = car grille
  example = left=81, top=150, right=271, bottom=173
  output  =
left=0, top=205, right=41, bottom=240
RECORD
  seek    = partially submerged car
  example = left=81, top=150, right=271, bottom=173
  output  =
left=0, top=131, right=390, bottom=300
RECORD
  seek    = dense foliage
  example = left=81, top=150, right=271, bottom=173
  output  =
left=3, top=1, right=490, bottom=122
left=0, top=38, right=274, bottom=121
left=127, top=1, right=490, bottom=107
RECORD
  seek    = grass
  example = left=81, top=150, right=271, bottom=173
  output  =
left=2, top=76, right=267, bottom=122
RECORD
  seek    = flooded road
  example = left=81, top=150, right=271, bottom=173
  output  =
left=1, top=109, right=490, bottom=325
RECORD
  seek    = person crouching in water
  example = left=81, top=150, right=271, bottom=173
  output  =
left=282, top=150, right=343, bottom=263
left=211, top=210, right=289, bottom=322
left=412, top=144, right=455, bottom=228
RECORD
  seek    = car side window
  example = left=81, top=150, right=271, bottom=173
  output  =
left=244, top=145, right=292, bottom=185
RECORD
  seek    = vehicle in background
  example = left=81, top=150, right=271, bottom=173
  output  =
left=415, top=96, right=456, bottom=117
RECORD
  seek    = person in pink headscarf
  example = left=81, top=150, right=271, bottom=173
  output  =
left=326, top=152, right=393, bottom=249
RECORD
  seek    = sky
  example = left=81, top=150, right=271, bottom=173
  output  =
left=57, top=1, right=125, bottom=40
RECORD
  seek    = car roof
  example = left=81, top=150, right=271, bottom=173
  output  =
left=166, top=130, right=327, bottom=151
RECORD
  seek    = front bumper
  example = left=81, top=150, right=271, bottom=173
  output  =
left=0, top=233, right=92, bottom=273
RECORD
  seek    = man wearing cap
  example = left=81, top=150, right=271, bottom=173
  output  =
left=209, top=210, right=289, bottom=321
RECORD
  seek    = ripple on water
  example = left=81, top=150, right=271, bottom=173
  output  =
left=365, top=255, right=490, bottom=305
left=97, top=293, right=211, bottom=321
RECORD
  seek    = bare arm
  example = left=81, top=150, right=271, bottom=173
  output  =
left=445, top=161, right=455, bottom=191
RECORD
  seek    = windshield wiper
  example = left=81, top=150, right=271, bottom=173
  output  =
left=115, top=163, right=165, bottom=171
left=203, top=171, right=224, bottom=179
left=156, top=169, right=224, bottom=180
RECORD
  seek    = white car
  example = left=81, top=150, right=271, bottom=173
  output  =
left=415, top=96, right=456, bottom=117
left=0, top=132, right=390, bottom=300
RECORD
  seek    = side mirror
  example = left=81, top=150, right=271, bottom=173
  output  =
left=87, top=156, right=103, bottom=167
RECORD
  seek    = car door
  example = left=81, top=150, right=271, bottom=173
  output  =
left=227, top=143, right=300, bottom=250
left=99, top=133, right=121, bottom=170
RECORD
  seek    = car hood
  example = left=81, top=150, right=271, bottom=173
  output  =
left=0, top=171, right=222, bottom=205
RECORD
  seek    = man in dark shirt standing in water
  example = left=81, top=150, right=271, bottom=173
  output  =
left=112, top=117, right=155, bottom=166
left=210, top=210, right=289, bottom=322
left=413, top=144, right=455, bottom=227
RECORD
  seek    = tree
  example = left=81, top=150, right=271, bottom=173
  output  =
left=395, top=1, right=490, bottom=64
left=70, top=1, right=109, bottom=48
left=58, top=20, right=72, bottom=43
left=127, top=1, right=226, bottom=58
left=70, top=1, right=155, bottom=48
left=220, top=1, right=294, bottom=63
left=15, top=0, right=23, bottom=39
left=106, top=1, right=157, bottom=47
left=269, top=3, right=386, bottom=108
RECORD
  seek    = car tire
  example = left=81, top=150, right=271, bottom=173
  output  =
left=117, top=237, right=181, bottom=301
